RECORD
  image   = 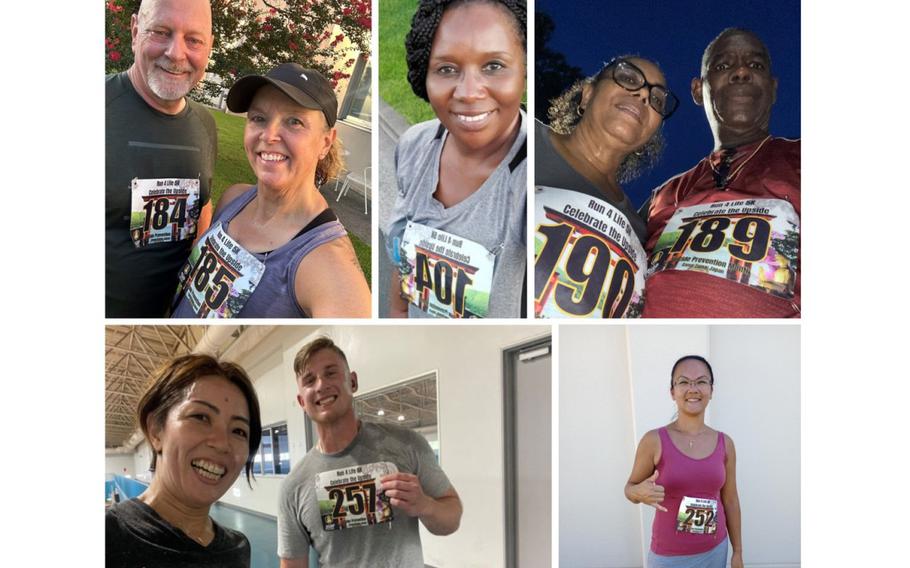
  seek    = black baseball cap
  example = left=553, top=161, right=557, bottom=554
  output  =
left=227, top=63, right=338, bottom=127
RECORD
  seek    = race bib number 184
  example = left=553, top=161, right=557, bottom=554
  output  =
left=315, top=462, right=398, bottom=531
left=534, top=187, right=646, bottom=318
left=130, top=178, right=200, bottom=248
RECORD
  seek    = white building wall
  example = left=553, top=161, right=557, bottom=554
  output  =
left=213, top=324, right=548, bottom=568
left=560, top=325, right=800, bottom=568
left=104, top=454, right=136, bottom=478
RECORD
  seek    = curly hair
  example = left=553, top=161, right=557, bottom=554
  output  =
left=405, top=0, right=527, bottom=102
left=547, top=58, right=665, bottom=184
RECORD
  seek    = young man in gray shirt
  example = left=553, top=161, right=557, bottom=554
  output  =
left=278, top=338, right=462, bottom=567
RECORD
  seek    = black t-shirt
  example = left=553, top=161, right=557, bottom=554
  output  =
left=105, top=72, right=216, bottom=317
left=106, top=499, right=250, bottom=568
left=534, top=119, right=648, bottom=243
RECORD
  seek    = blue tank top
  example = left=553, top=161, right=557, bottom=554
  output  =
left=171, top=187, right=348, bottom=318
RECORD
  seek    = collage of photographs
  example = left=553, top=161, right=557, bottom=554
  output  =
left=102, top=0, right=801, bottom=567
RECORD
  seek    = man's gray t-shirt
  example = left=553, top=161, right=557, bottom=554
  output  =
left=383, top=112, right=527, bottom=318
left=278, top=421, right=452, bottom=567
left=535, top=119, right=647, bottom=243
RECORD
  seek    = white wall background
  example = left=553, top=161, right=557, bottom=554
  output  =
left=560, top=324, right=800, bottom=568
left=110, top=324, right=547, bottom=568
left=104, top=454, right=135, bottom=478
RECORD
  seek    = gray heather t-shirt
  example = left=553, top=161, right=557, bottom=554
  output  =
left=278, top=421, right=453, bottom=567
left=535, top=119, right=647, bottom=242
left=383, top=112, right=527, bottom=318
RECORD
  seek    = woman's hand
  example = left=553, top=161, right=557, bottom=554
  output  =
left=731, top=550, right=744, bottom=568
left=630, top=470, right=667, bottom=512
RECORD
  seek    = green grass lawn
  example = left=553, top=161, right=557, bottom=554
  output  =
left=206, top=109, right=371, bottom=285
left=379, top=0, right=434, bottom=124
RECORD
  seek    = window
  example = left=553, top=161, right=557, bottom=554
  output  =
left=354, top=372, right=439, bottom=459
left=339, top=55, right=372, bottom=126
left=253, top=423, right=290, bottom=475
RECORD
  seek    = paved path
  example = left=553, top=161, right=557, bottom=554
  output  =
left=377, top=98, right=411, bottom=317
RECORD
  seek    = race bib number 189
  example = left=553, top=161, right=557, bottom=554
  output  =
left=676, top=496, right=718, bottom=535
left=398, top=221, right=496, bottom=318
left=315, top=462, right=398, bottom=531
left=647, top=198, right=800, bottom=298
left=534, top=187, right=646, bottom=318
left=130, top=178, right=200, bottom=248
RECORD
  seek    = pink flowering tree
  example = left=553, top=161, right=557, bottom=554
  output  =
left=105, top=0, right=372, bottom=100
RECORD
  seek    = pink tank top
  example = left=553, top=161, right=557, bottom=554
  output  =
left=650, top=426, right=728, bottom=556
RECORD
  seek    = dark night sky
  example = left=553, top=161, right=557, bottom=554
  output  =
left=536, top=0, right=801, bottom=208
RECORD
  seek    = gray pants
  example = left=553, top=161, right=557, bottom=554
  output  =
left=647, top=537, right=728, bottom=568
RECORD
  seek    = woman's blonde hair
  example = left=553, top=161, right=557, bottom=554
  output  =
left=316, top=134, right=344, bottom=187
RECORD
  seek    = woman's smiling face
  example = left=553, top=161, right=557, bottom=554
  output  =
left=425, top=2, right=525, bottom=152
left=580, top=57, right=667, bottom=152
left=148, top=375, right=251, bottom=509
left=243, top=85, right=335, bottom=192
left=670, top=358, right=714, bottom=415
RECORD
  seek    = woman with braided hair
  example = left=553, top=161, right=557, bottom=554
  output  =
left=384, top=0, right=527, bottom=319
left=534, top=57, right=677, bottom=319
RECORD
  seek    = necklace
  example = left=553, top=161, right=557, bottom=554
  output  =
left=709, top=135, right=772, bottom=188
left=671, top=424, right=708, bottom=448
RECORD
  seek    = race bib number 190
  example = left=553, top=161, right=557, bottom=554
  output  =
left=647, top=198, right=800, bottom=299
left=130, top=178, right=200, bottom=248
left=534, top=187, right=646, bottom=318
left=676, top=496, right=718, bottom=535
left=315, top=462, right=398, bottom=531
left=398, top=222, right=496, bottom=318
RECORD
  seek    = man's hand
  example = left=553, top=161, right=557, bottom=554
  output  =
left=380, top=472, right=428, bottom=517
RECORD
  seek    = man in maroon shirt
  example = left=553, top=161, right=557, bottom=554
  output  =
left=642, top=28, right=800, bottom=318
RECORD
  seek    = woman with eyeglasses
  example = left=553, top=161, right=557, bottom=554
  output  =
left=534, top=57, right=677, bottom=318
left=624, top=356, right=743, bottom=568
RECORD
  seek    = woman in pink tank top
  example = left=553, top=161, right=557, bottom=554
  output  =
left=624, top=356, right=743, bottom=568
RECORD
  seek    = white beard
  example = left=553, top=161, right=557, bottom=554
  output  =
left=146, top=58, right=199, bottom=101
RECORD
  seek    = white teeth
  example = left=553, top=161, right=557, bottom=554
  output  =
left=192, top=459, right=226, bottom=480
left=317, top=395, right=337, bottom=406
left=259, top=152, right=287, bottom=162
left=456, top=112, right=491, bottom=123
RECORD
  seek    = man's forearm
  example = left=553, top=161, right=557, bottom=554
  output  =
left=419, top=494, right=462, bottom=535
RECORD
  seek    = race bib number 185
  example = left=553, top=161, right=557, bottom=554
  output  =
left=534, top=187, right=646, bottom=318
left=315, top=462, right=398, bottom=531
left=175, top=224, right=265, bottom=318
left=130, top=178, right=200, bottom=248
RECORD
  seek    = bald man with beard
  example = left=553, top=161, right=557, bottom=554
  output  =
left=106, top=0, right=216, bottom=317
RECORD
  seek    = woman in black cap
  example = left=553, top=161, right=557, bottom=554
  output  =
left=383, top=0, right=528, bottom=319
left=170, top=63, right=370, bottom=318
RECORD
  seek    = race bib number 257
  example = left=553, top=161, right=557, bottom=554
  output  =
left=315, top=462, right=398, bottom=531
